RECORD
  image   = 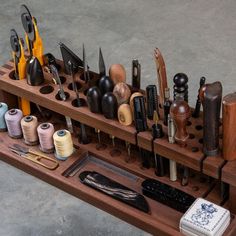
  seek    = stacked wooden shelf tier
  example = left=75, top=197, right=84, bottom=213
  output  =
left=0, top=59, right=235, bottom=235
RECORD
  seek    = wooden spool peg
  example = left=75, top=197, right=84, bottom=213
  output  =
left=170, top=100, right=191, bottom=147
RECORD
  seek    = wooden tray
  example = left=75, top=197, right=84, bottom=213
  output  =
left=0, top=59, right=235, bottom=235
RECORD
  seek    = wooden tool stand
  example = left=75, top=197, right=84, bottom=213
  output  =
left=0, top=59, right=236, bottom=236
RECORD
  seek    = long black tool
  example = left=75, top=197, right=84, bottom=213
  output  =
left=192, top=77, right=206, bottom=118
left=82, top=44, right=90, bottom=83
left=79, top=171, right=149, bottom=213
left=69, top=61, right=90, bottom=144
left=99, top=47, right=106, bottom=77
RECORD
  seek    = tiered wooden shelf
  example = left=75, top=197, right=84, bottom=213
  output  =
left=0, top=59, right=235, bottom=235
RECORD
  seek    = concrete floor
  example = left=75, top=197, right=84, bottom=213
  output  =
left=0, top=0, right=236, bottom=235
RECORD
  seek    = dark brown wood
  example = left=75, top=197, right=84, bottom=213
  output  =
left=228, top=186, right=236, bottom=215
left=170, top=100, right=191, bottom=147
left=0, top=58, right=235, bottom=235
left=222, top=161, right=236, bottom=187
left=203, top=154, right=226, bottom=179
left=0, top=61, right=137, bottom=144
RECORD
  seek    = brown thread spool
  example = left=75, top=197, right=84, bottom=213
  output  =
left=21, top=115, right=39, bottom=145
left=37, top=123, right=55, bottom=153
left=113, top=82, right=131, bottom=106
left=118, top=104, right=133, bottom=126
left=109, top=64, right=126, bottom=84
left=129, top=92, right=143, bottom=119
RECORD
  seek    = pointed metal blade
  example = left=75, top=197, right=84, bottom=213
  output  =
left=99, top=47, right=106, bottom=77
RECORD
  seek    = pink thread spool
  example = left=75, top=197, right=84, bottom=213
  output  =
left=5, top=109, right=23, bottom=138
left=37, top=122, right=55, bottom=153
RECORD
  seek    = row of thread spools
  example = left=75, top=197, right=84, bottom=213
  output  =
left=0, top=102, right=74, bottom=161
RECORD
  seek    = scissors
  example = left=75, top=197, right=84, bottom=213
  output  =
left=9, top=144, right=59, bottom=170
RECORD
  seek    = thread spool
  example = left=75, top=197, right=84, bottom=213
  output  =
left=53, top=129, right=74, bottom=161
left=0, top=102, right=8, bottom=132
left=37, top=123, right=55, bottom=153
left=118, top=104, right=133, bottom=126
left=21, top=115, right=39, bottom=145
left=5, top=109, right=23, bottom=138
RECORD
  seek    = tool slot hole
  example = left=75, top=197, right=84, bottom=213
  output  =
left=71, top=98, right=87, bottom=107
left=40, top=85, right=54, bottom=94
left=9, top=70, right=17, bottom=80
left=68, top=82, right=82, bottom=91
left=55, top=92, right=70, bottom=101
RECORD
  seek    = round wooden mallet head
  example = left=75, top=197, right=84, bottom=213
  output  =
left=113, top=82, right=131, bottom=106
left=109, top=64, right=126, bottom=84
left=118, top=104, right=133, bottom=126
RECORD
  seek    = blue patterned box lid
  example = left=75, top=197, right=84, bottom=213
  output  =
left=179, top=198, right=230, bottom=236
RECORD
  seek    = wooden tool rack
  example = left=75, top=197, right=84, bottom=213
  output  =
left=0, top=59, right=236, bottom=236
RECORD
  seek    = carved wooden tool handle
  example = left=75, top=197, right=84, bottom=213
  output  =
left=154, top=48, right=168, bottom=107
left=170, top=100, right=191, bottom=147
left=201, top=81, right=222, bottom=156
left=223, top=92, right=236, bottom=160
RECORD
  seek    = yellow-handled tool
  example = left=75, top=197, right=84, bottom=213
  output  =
left=20, top=4, right=44, bottom=65
left=10, top=29, right=31, bottom=116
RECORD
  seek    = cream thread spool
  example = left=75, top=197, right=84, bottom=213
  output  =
left=5, top=109, right=23, bottom=138
left=118, top=104, right=133, bottom=126
left=37, top=123, right=55, bottom=153
left=0, top=102, right=8, bottom=132
left=21, top=115, right=39, bottom=145
left=53, top=129, right=74, bottom=161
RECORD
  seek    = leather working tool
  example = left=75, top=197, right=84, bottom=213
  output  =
left=200, top=81, right=222, bottom=156
left=192, top=77, right=206, bottom=118
left=79, top=171, right=149, bottom=213
left=20, top=4, right=44, bottom=65
left=59, top=42, right=83, bottom=74
left=154, top=48, right=168, bottom=107
left=142, top=178, right=195, bottom=213
left=69, top=61, right=90, bottom=144
left=82, top=44, right=90, bottom=83
left=9, top=144, right=59, bottom=170
left=10, top=29, right=31, bottom=115
left=50, top=64, right=73, bottom=133
left=132, top=59, right=141, bottom=90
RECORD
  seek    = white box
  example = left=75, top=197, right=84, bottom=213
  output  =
left=179, top=198, right=230, bottom=236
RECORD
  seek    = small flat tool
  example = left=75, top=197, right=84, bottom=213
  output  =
left=99, top=47, right=106, bottom=77
left=9, top=144, right=59, bottom=170
left=83, top=44, right=90, bottom=83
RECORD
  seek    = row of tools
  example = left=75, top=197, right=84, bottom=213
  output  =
left=2, top=4, right=235, bottom=221
left=6, top=5, right=236, bottom=186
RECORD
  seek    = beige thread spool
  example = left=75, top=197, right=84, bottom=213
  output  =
left=53, top=129, right=74, bottom=161
left=118, top=104, right=133, bottom=126
left=129, top=92, right=143, bottom=118
left=21, top=115, right=39, bottom=145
